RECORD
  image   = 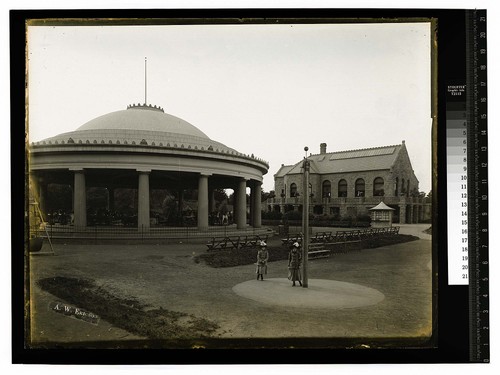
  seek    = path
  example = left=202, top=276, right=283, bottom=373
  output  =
left=28, top=226, right=432, bottom=345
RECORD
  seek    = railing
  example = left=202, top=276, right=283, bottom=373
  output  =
left=35, top=223, right=271, bottom=242
left=262, top=219, right=371, bottom=229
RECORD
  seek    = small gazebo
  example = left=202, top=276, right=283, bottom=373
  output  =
left=369, top=201, right=395, bottom=228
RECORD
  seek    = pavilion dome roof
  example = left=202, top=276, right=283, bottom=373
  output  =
left=77, top=104, right=210, bottom=139
left=37, top=104, right=242, bottom=154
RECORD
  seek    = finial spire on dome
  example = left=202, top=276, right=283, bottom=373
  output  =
left=144, top=57, right=147, bottom=105
left=126, top=58, right=164, bottom=112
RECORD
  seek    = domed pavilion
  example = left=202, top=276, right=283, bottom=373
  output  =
left=29, top=103, right=269, bottom=232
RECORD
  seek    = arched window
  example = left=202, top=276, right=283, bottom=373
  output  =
left=407, top=180, right=410, bottom=197
left=401, top=178, right=406, bottom=195
left=395, top=177, right=399, bottom=196
left=338, top=179, right=348, bottom=197
left=290, top=183, right=298, bottom=197
left=373, top=177, right=385, bottom=196
left=355, top=178, right=365, bottom=197
left=322, top=180, right=331, bottom=198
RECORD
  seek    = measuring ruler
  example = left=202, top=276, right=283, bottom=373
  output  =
left=445, top=9, right=488, bottom=363
left=465, top=10, right=490, bottom=362
left=465, top=9, right=489, bottom=363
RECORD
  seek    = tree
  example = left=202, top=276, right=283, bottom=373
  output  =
left=424, top=190, right=432, bottom=203
left=261, top=190, right=275, bottom=202
left=213, top=188, right=228, bottom=202
left=227, top=192, right=250, bottom=204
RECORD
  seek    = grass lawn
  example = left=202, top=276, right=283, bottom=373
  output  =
left=37, top=276, right=220, bottom=340
left=196, top=234, right=419, bottom=268
left=32, top=232, right=427, bottom=345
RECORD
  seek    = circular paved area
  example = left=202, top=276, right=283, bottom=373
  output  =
left=232, top=278, right=385, bottom=309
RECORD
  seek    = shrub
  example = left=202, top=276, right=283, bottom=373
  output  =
left=311, top=214, right=336, bottom=226
left=356, top=214, right=372, bottom=223
left=262, top=210, right=283, bottom=220
left=283, top=210, right=302, bottom=221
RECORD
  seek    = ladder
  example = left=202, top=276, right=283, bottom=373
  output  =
left=29, top=189, right=54, bottom=254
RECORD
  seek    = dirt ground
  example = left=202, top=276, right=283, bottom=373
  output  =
left=27, top=224, right=433, bottom=347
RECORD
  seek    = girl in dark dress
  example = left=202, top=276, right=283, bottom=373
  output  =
left=288, top=242, right=302, bottom=286
left=255, top=241, right=269, bottom=280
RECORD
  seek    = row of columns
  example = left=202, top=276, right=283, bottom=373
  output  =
left=64, top=169, right=262, bottom=231
left=398, top=204, right=424, bottom=224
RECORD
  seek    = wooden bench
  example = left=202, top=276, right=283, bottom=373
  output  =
left=206, top=237, right=226, bottom=250
left=378, top=228, right=389, bottom=236
left=336, top=230, right=362, bottom=244
left=358, top=228, right=374, bottom=240
left=302, top=226, right=402, bottom=257
left=308, top=249, right=331, bottom=259
left=389, top=226, right=400, bottom=235
left=239, top=235, right=255, bottom=248
left=255, top=234, right=268, bottom=245
left=310, top=231, right=332, bottom=243
left=281, top=233, right=302, bottom=246
left=325, top=232, right=344, bottom=243
left=332, top=230, right=362, bottom=252
left=307, top=243, right=331, bottom=259
left=239, top=234, right=269, bottom=249
left=206, top=236, right=240, bottom=251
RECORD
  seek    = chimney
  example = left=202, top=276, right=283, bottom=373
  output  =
left=320, top=143, right=327, bottom=154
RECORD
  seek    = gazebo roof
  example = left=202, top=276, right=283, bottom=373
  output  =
left=369, top=201, right=395, bottom=211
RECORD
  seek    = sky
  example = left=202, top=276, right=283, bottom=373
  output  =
left=27, top=21, right=432, bottom=193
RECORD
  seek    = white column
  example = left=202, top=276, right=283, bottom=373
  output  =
left=72, top=169, right=86, bottom=228
left=236, top=178, right=247, bottom=229
left=209, top=188, right=216, bottom=214
left=38, top=177, right=48, bottom=221
left=137, top=170, right=150, bottom=231
left=197, top=174, right=210, bottom=230
left=232, top=185, right=238, bottom=224
left=107, top=187, right=115, bottom=211
left=252, top=181, right=262, bottom=228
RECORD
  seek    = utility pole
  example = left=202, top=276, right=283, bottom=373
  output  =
left=302, top=146, right=310, bottom=288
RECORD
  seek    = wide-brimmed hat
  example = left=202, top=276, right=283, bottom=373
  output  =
left=259, top=241, right=267, bottom=247
left=292, top=242, right=300, bottom=248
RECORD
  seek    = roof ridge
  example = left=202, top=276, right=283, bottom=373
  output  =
left=310, top=143, right=401, bottom=157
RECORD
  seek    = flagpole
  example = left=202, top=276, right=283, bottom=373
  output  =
left=144, top=57, right=147, bottom=105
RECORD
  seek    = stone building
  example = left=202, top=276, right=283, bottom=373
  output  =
left=267, top=141, right=429, bottom=224
left=29, top=103, right=269, bottom=231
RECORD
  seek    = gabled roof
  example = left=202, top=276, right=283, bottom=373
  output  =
left=275, top=144, right=404, bottom=177
left=274, top=164, right=295, bottom=178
